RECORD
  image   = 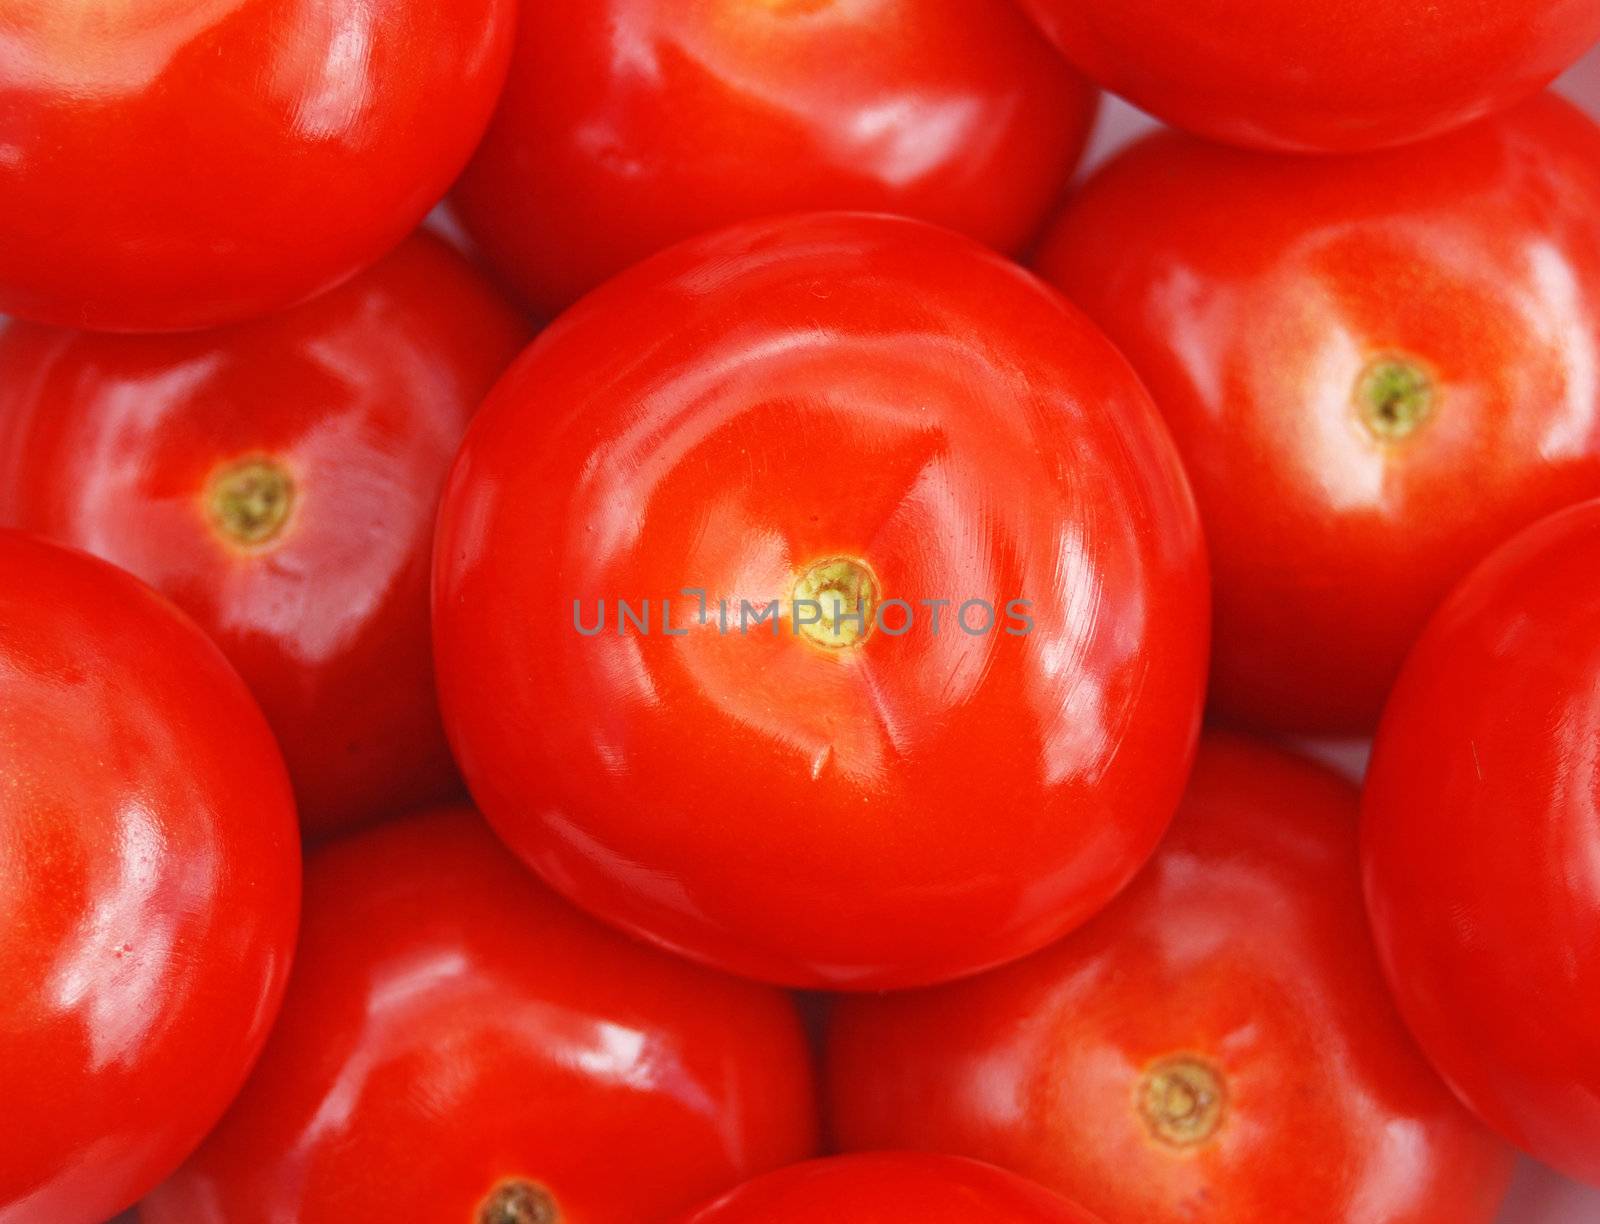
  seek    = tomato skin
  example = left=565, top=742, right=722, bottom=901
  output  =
left=680, top=1154, right=1102, bottom=1224
left=826, top=734, right=1516, bottom=1223
left=141, top=806, right=818, bottom=1224
left=433, top=212, right=1209, bottom=990
left=1036, top=94, right=1600, bottom=735
left=0, top=234, right=530, bottom=837
left=0, top=0, right=514, bottom=332
left=1363, top=498, right=1600, bottom=1185
left=1017, top=0, right=1600, bottom=153
left=0, top=531, right=300, bottom=1224
left=450, top=0, right=1098, bottom=317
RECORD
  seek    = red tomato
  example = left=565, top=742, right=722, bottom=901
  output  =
left=0, top=234, right=530, bottom=837
left=1363, top=498, right=1600, bottom=1185
left=0, top=0, right=515, bottom=332
left=450, top=0, right=1098, bottom=317
left=141, top=806, right=818, bottom=1224
left=433, top=212, right=1209, bottom=990
left=680, top=1154, right=1102, bottom=1224
left=1036, top=94, right=1600, bottom=735
left=827, top=734, right=1517, bottom=1223
left=0, top=531, right=300, bottom=1224
left=1017, top=0, right=1600, bottom=152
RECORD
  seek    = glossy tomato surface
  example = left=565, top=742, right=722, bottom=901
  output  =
left=0, top=234, right=530, bottom=837
left=1364, top=499, right=1600, bottom=1186
left=1018, top=0, right=1600, bottom=152
left=0, top=0, right=514, bottom=332
left=827, top=734, right=1517, bottom=1223
left=680, top=1154, right=1102, bottom=1224
left=0, top=531, right=300, bottom=1224
left=142, top=807, right=818, bottom=1224
left=1037, top=94, right=1600, bottom=735
left=451, top=0, right=1098, bottom=317
left=433, top=212, right=1209, bottom=990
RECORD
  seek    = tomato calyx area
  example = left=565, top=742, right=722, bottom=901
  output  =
left=1354, top=354, right=1436, bottom=443
left=206, top=456, right=297, bottom=549
left=477, top=1179, right=561, bottom=1224
left=1138, top=1054, right=1227, bottom=1149
left=792, top=555, right=879, bottom=651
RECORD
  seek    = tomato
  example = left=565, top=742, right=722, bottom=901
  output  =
left=449, top=0, right=1098, bottom=318
left=0, top=234, right=530, bottom=837
left=1035, top=94, right=1600, bottom=735
left=433, top=211, right=1208, bottom=990
left=1017, top=0, right=1600, bottom=153
left=141, top=806, right=818, bottom=1224
left=1363, top=498, right=1600, bottom=1185
left=680, top=1154, right=1102, bottom=1224
left=0, top=531, right=300, bottom=1224
left=0, top=0, right=515, bottom=332
left=826, top=734, right=1517, bottom=1223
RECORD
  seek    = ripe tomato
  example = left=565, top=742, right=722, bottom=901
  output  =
left=1017, top=0, right=1600, bottom=153
left=0, top=0, right=515, bottom=332
left=680, top=1155, right=1102, bottom=1223
left=0, top=234, right=530, bottom=837
left=141, top=807, right=818, bottom=1224
left=450, top=0, right=1098, bottom=317
left=433, top=212, right=1208, bottom=990
left=1363, top=498, right=1600, bottom=1186
left=827, top=734, right=1517, bottom=1223
left=0, top=531, right=300, bottom=1224
left=1036, top=94, right=1600, bottom=735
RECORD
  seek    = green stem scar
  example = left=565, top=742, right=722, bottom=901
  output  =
left=206, top=457, right=296, bottom=549
left=1139, top=1055, right=1226, bottom=1148
left=792, top=555, right=879, bottom=650
left=478, top=1180, right=560, bottom=1224
left=1356, top=354, right=1436, bottom=442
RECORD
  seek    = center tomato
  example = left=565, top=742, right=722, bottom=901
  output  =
left=433, top=212, right=1209, bottom=990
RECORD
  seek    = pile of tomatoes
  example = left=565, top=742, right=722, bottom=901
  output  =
left=4, top=4, right=1600, bottom=1223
